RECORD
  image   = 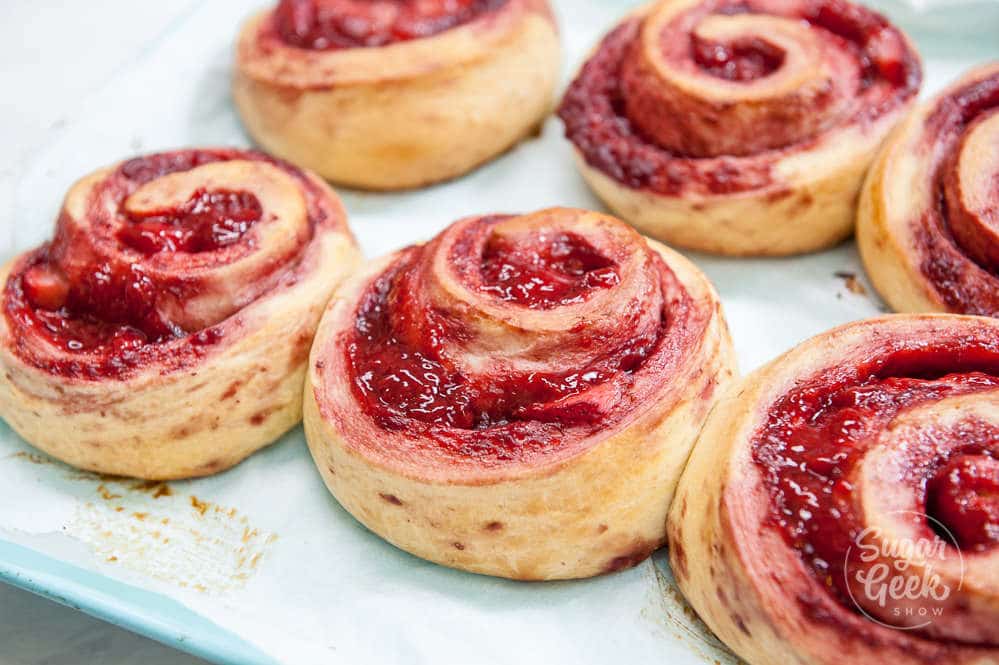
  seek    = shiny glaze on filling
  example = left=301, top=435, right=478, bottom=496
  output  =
left=344, top=215, right=704, bottom=462
left=3, top=149, right=331, bottom=379
left=753, top=340, right=999, bottom=631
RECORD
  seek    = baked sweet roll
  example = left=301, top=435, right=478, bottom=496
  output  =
left=234, top=0, right=560, bottom=190
left=305, top=208, right=735, bottom=579
left=668, top=315, right=999, bottom=665
left=558, top=0, right=921, bottom=256
left=0, top=149, right=360, bottom=479
left=859, top=63, right=999, bottom=317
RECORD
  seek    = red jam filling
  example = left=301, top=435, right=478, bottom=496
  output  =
left=478, top=232, right=620, bottom=308
left=349, top=259, right=659, bottom=433
left=558, top=19, right=772, bottom=195
left=804, top=0, right=915, bottom=88
left=119, top=151, right=227, bottom=185
left=273, top=0, right=506, bottom=50
left=344, top=227, right=681, bottom=460
left=753, top=344, right=999, bottom=614
left=917, top=75, right=999, bottom=315
left=7, top=250, right=170, bottom=377
left=928, top=454, right=999, bottom=551
left=557, top=0, right=920, bottom=195
left=692, top=36, right=785, bottom=82
left=3, top=149, right=321, bottom=379
left=119, top=188, right=263, bottom=255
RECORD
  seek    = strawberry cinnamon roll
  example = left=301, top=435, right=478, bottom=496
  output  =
left=305, top=208, right=735, bottom=579
left=859, top=63, right=999, bottom=317
left=0, top=149, right=360, bottom=479
left=668, top=315, right=999, bottom=665
left=234, top=0, right=560, bottom=190
left=558, top=0, right=921, bottom=256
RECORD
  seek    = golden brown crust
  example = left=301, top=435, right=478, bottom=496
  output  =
left=233, top=0, right=560, bottom=190
left=668, top=315, right=999, bottom=665
left=0, top=150, right=361, bottom=480
left=858, top=62, right=999, bottom=317
left=575, top=150, right=868, bottom=257
left=304, top=208, right=736, bottom=579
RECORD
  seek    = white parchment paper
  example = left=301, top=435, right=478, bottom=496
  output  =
left=0, top=0, right=996, bottom=662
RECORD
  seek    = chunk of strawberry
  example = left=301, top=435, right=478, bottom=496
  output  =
left=22, top=264, right=70, bottom=311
